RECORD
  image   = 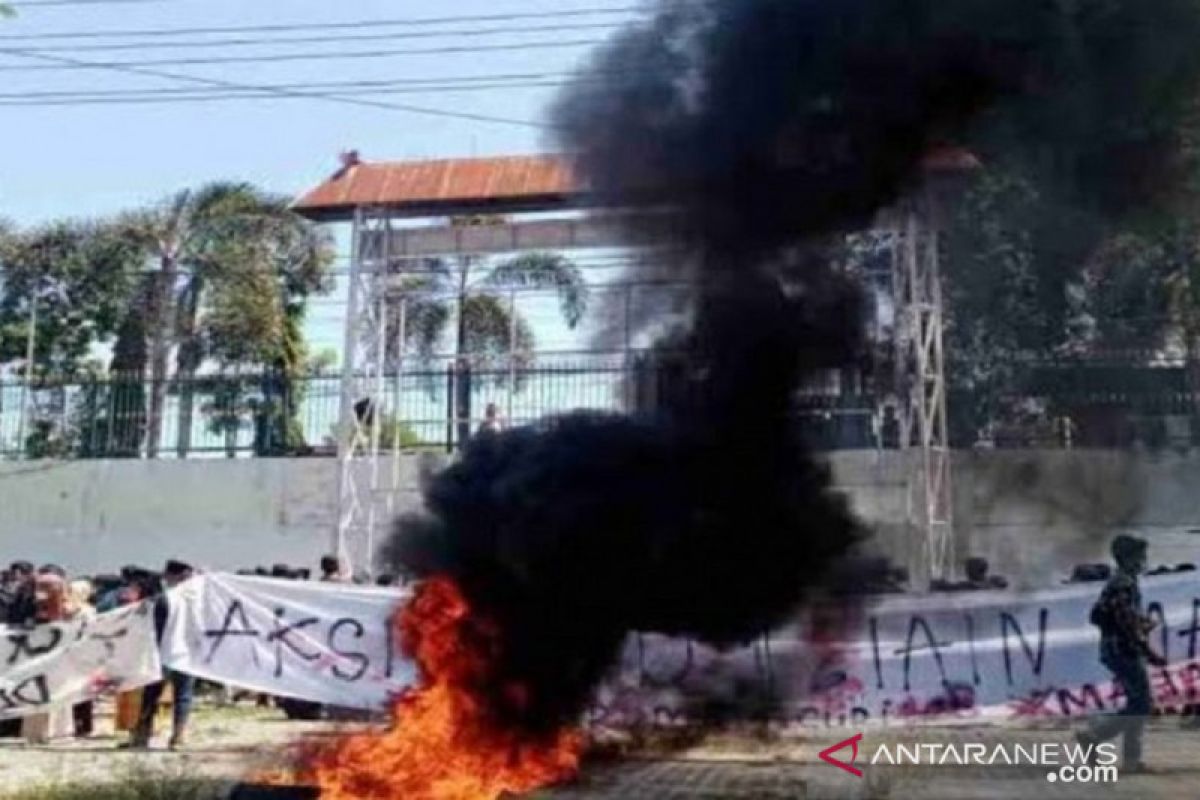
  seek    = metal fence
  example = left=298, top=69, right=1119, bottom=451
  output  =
left=0, top=355, right=1197, bottom=459
left=0, top=356, right=635, bottom=460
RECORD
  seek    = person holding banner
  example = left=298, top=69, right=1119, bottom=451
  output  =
left=0, top=562, right=36, bottom=739
left=1079, top=535, right=1166, bottom=773
left=67, top=580, right=97, bottom=738
left=113, top=577, right=153, bottom=736
left=126, top=561, right=196, bottom=750
left=2, top=561, right=36, bottom=626
left=21, top=573, right=74, bottom=744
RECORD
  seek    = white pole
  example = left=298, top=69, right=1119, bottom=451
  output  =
left=335, top=208, right=366, bottom=566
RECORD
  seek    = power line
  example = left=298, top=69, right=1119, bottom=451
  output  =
left=0, top=78, right=591, bottom=106
left=10, top=21, right=624, bottom=52
left=0, top=37, right=608, bottom=71
left=0, top=70, right=588, bottom=99
left=0, top=5, right=644, bottom=40
left=0, top=45, right=548, bottom=128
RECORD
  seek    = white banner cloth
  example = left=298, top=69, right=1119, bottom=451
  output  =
left=0, top=601, right=161, bottom=720
left=595, top=572, right=1200, bottom=729
left=162, top=574, right=415, bottom=709
left=163, top=571, right=1200, bottom=728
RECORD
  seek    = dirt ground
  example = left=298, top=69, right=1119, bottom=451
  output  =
left=3, top=704, right=1200, bottom=799
left=0, top=703, right=334, bottom=793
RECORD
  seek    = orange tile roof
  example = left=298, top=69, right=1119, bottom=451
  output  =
left=293, top=148, right=980, bottom=221
left=293, top=154, right=583, bottom=221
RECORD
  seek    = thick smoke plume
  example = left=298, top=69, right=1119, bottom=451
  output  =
left=385, top=0, right=1200, bottom=736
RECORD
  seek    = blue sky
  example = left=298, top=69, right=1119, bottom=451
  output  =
left=0, top=0, right=640, bottom=226
left=0, top=0, right=649, bottom=361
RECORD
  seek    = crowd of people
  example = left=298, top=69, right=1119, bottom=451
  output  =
left=6, top=538, right=1188, bottom=769
left=235, top=554, right=400, bottom=587
left=0, top=552, right=387, bottom=749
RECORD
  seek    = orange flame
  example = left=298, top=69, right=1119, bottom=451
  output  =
left=296, top=576, right=582, bottom=800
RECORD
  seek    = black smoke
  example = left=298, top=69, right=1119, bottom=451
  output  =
left=390, top=268, right=863, bottom=733
left=384, top=0, right=1200, bottom=735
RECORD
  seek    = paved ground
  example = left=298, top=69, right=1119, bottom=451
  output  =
left=2, top=705, right=1199, bottom=798
left=541, top=724, right=1200, bottom=799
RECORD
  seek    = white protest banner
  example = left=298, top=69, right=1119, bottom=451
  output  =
left=163, top=574, right=416, bottom=709
left=164, top=571, right=1200, bottom=729
left=593, top=572, right=1200, bottom=730
left=0, top=601, right=161, bottom=720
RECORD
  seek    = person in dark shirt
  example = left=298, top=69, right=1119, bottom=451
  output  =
left=478, top=402, right=504, bottom=435
left=1078, top=535, right=1165, bottom=773
left=319, top=554, right=346, bottom=583
left=2, top=561, right=36, bottom=625
left=0, top=561, right=36, bottom=739
left=125, top=560, right=196, bottom=750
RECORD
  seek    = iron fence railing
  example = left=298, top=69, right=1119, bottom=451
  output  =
left=0, top=355, right=1197, bottom=459
left=0, top=357, right=639, bottom=460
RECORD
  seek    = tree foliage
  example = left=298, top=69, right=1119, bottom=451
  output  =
left=379, top=243, right=588, bottom=446
left=0, top=221, right=143, bottom=376
left=386, top=250, right=588, bottom=370
left=111, top=182, right=333, bottom=456
left=939, top=161, right=1200, bottom=443
left=0, top=183, right=333, bottom=458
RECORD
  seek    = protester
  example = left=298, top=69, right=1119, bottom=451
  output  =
left=2, top=561, right=36, bottom=625
left=319, top=554, right=347, bottom=583
left=478, top=402, right=504, bottom=434
left=95, top=566, right=143, bottom=612
left=7, top=542, right=1200, bottom=759
left=0, top=559, right=36, bottom=736
left=3, top=555, right=395, bottom=743
left=22, top=573, right=73, bottom=744
left=961, top=557, right=1009, bottom=591
left=0, top=564, right=35, bottom=738
left=126, top=560, right=196, bottom=750
left=1078, top=535, right=1166, bottom=773
left=66, top=579, right=97, bottom=738
left=112, top=577, right=151, bottom=737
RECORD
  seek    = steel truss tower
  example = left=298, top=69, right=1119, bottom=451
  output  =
left=334, top=207, right=396, bottom=576
left=891, top=198, right=954, bottom=582
left=331, top=182, right=960, bottom=583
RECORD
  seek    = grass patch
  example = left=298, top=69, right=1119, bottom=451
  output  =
left=0, top=768, right=222, bottom=800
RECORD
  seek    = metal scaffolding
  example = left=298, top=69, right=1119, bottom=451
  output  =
left=334, top=206, right=393, bottom=576
left=891, top=198, right=955, bottom=582
left=333, top=207, right=958, bottom=580
left=321, top=154, right=967, bottom=581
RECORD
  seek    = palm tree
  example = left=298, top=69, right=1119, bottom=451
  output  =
left=386, top=245, right=588, bottom=446
left=113, top=183, right=332, bottom=457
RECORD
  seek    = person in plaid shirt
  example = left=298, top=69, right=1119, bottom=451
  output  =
left=1078, top=535, right=1165, bottom=773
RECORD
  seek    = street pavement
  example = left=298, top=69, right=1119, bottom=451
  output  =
left=3, top=706, right=1198, bottom=798
left=537, top=721, right=1200, bottom=799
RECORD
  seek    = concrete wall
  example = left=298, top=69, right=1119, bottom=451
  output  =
left=828, top=449, right=1200, bottom=587
left=948, top=449, right=1200, bottom=586
left=1, top=450, right=1198, bottom=583
left=0, top=456, right=437, bottom=575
